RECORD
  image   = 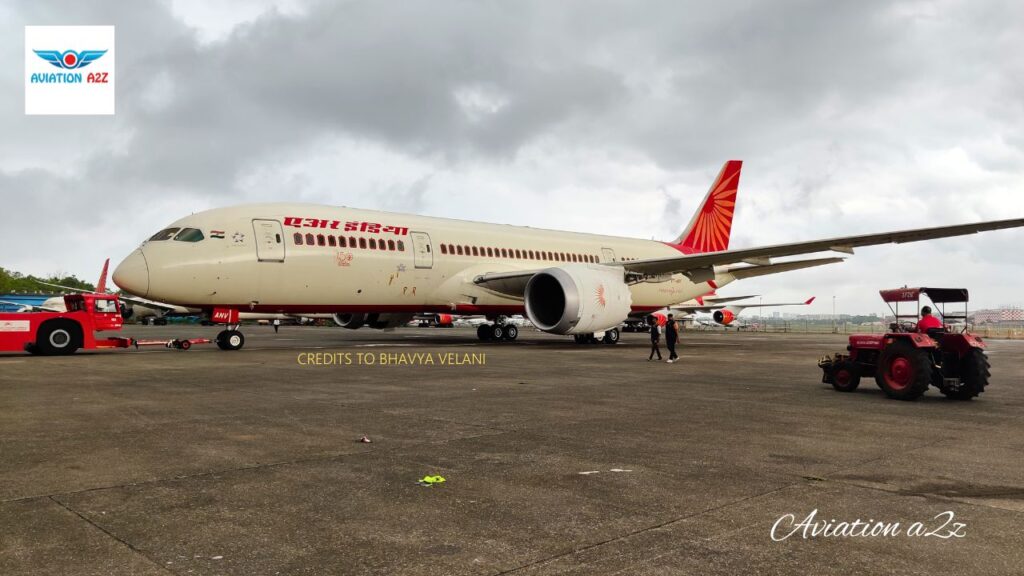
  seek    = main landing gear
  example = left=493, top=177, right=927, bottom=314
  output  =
left=573, top=327, right=620, bottom=345
left=476, top=322, right=519, bottom=342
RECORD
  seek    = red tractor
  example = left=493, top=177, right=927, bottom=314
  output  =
left=819, top=287, right=989, bottom=401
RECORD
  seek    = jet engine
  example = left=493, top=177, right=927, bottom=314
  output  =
left=524, top=264, right=631, bottom=335
left=713, top=309, right=736, bottom=325
left=332, top=313, right=414, bottom=329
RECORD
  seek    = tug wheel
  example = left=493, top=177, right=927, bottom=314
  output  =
left=36, top=319, right=82, bottom=356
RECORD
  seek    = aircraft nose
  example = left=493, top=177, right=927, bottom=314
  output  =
left=113, top=249, right=149, bottom=298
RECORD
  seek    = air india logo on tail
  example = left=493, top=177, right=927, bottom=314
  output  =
left=671, top=160, right=742, bottom=254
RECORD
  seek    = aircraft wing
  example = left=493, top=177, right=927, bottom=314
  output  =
left=621, top=218, right=1024, bottom=280
left=474, top=256, right=842, bottom=298
left=0, top=299, right=64, bottom=313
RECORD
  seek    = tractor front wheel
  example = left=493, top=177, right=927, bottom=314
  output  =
left=943, top=349, right=989, bottom=401
left=831, top=361, right=861, bottom=392
left=875, top=340, right=932, bottom=400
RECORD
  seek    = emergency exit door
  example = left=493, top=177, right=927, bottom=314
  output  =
left=601, top=247, right=617, bottom=263
left=410, top=231, right=433, bottom=269
left=252, top=219, right=285, bottom=262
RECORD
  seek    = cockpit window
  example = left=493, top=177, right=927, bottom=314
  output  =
left=173, top=228, right=205, bottom=242
left=148, top=228, right=180, bottom=241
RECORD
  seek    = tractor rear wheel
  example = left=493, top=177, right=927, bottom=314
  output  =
left=831, top=361, right=861, bottom=392
left=943, top=349, right=989, bottom=400
left=875, top=340, right=932, bottom=400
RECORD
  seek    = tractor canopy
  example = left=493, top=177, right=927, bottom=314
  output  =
left=879, top=287, right=969, bottom=304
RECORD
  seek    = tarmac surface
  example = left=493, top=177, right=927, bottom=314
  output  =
left=1, top=325, right=1023, bottom=576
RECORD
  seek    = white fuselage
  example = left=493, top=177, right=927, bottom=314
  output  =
left=114, top=203, right=737, bottom=316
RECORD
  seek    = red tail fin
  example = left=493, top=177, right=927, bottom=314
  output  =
left=96, top=258, right=110, bottom=293
left=669, top=160, right=742, bottom=253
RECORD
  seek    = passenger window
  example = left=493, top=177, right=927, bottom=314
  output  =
left=173, top=228, right=205, bottom=242
left=338, top=236, right=347, bottom=248
left=501, top=248, right=508, bottom=258
left=397, top=240, right=405, bottom=251
left=472, top=246, right=479, bottom=256
left=294, top=232, right=303, bottom=245
left=486, top=247, right=493, bottom=257
left=382, top=241, right=389, bottom=251
left=349, top=236, right=357, bottom=247
left=328, top=235, right=336, bottom=247
left=457, top=245, right=463, bottom=255
left=148, top=228, right=180, bottom=241
left=388, top=239, right=396, bottom=251
left=305, top=233, right=315, bottom=245
left=359, top=237, right=367, bottom=249
left=369, top=238, right=377, bottom=249
left=440, top=244, right=447, bottom=254
left=275, top=233, right=281, bottom=243
left=317, top=234, right=326, bottom=246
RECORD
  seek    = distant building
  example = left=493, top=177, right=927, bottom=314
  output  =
left=972, top=308, right=1024, bottom=324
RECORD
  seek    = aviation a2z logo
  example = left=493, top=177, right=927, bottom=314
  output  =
left=32, top=50, right=108, bottom=83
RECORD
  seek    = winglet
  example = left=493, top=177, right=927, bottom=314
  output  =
left=97, top=258, right=110, bottom=293
left=669, top=160, right=742, bottom=254
left=804, top=296, right=815, bottom=305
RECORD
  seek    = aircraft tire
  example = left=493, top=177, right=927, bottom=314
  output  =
left=216, top=329, right=245, bottom=351
left=503, top=324, right=518, bottom=341
left=477, top=325, right=493, bottom=341
left=492, top=325, right=505, bottom=340
left=602, top=328, right=620, bottom=345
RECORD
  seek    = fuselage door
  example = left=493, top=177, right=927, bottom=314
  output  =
left=411, top=231, right=433, bottom=269
left=252, top=219, right=285, bottom=262
left=601, top=247, right=617, bottom=263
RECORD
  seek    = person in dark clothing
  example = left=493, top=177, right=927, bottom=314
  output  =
left=648, top=315, right=662, bottom=361
left=665, top=314, right=679, bottom=363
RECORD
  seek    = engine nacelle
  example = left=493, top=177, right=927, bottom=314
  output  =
left=332, top=312, right=413, bottom=330
left=332, top=313, right=367, bottom=329
left=524, top=264, right=632, bottom=335
left=713, top=309, right=736, bottom=325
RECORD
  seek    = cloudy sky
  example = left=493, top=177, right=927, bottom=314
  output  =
left=2, top=0, right=1023, bottom=314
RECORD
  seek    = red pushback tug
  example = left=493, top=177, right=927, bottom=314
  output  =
left=0, top=293, right=209, bottom=355
left=819, top=287, right=989, bottom=401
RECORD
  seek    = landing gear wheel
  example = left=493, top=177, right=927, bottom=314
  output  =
left=875, top=341, right=931, bottom=400
left=476, top=325, right=493, bottom=341
left=35, top=320, right=82, bottom=356
left=216, top=330, right=245, bottom=351
left=491, top=325, right=505, bottom=340
left=830, top=361, right=861, bottom=392
left=944, top=349, right=989, bottom=400
left=503, top=324, right=519, bottom=341
left=602, top=328, right=620, bottom=345
left=180, top=339, right=192, bottom=351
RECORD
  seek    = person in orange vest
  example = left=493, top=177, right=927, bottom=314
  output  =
left=917, top=306, right=943, bottom=333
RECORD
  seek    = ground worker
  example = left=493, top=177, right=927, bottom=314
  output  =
left=648, top=315, right=663, bottom=361
left=273, top=318, right=281, bottom=333
left=665, top=313, right=679, bottom=363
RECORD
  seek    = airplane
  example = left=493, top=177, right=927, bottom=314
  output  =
left=629, top=295, right=814, bottom=331
left=683, top=296, right=816, bottom=329
left=111, top=160, right=1024, bottom=350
